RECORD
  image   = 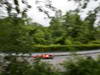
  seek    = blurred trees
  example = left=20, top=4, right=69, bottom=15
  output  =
left=1, top=56, right=100, bottom=75
left=62, top=56, right=100, bottom=75
left=0, top=17, right=33, bottom=52
left=0, top=0, right=100, bottom=52
left=0, top=10, right=100, bottom=52
left=0, top=0, right=31, bottom=18
left=32, top=59, right=59, bottom=75
left=0, top=56, right=59, bottom=75
left=49, top=17, right=66, bottom=44
left=48, top=11, right=99, bottom=45
left=1, top=56, right=32, bottom=75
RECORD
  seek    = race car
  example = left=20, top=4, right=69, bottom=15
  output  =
left=32, top=54, right=54, bottom=59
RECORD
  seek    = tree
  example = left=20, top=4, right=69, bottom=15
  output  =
left=62, top=12, right=86, bottom=44
left=49, top=17, right=66, bottom=44
left=0, top=56, right=60, bottom=75
left=0, top=17, right=33, bottom=52
left=62, top=56, right=100, bottom=75
left=0, top=0, right=31, bottom=18
left=31, top=58, right=59, bottom=75
left=62, top=11, right=96, bottom=44
left=1, top=56, right=33, bottom=75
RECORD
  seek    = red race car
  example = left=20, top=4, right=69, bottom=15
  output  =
left=32, top=54, right=54, bottom=59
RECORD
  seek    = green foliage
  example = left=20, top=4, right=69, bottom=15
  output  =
left=49, top=17, right=66, bottom=44
left=32, top=44, right=100, bottom=52
left=0, top=11, right=100, bottom=52
left=89, top=40, right=100, bottom=44
left=0, top=56, right=59, bottom=75
left=0, top=0, right=100, bottom=75
left=64, top=37, right=73, bottom=45
left=62, top=56, right=100, bottom=75
left=0, top=17, right=33, bottom=52
left=1, top=57, right=32, bottom=75
left=1, top=56, right=100, bottom=75
left=1, top=55, right=100, bottom=75
left=32, top=60, right=59, bottom=75
left=94, top=26, right=100, bottom=40
left=0, top=1, right=100, bottom=52
left=63, top=11, right=96, bottom=44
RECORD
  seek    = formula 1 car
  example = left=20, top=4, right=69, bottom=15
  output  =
left=32, top=54, right=54, bottom=59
